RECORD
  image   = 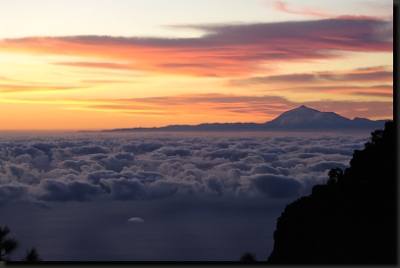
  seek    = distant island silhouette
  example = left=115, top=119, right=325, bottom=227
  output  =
left=96, top=105, right=388, bottom=132
left=267, top=121, right=396, bottom=264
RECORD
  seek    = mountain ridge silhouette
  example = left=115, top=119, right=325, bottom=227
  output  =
left=97, top=105, right=389, bottom=132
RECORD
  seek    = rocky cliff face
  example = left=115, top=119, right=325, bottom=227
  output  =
left=267, top=121, right=396, bottom=264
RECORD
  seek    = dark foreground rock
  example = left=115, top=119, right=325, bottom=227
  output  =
left=267, top=121, right=396, bottom=264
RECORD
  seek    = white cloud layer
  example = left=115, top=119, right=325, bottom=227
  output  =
left=0, top=131, right=368, bottom=206
left=0, top=131, right=371, bottom=261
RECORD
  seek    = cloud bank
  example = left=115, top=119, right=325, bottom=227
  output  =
left=0, top=131, right=374, bottom=261
left=0, top=131, right=369, bottom=207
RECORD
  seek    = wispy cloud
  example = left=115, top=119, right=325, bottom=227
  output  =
left=2, top=93, right=391, bottom=121
left=53, top=61, right=133, bottom=70
left=0, top=84, right=87, bottom=93
left=293, top=85, right=392, bottom=97
left=232, top=70, right=392, bottom=85
left=0, top=18, right=392, bottom=77
left=230, top=66, right=393, bottom=97
left=267, top=1, right=393, bottom=20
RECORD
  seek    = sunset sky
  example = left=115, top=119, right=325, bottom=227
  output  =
left=0, top=0, right=393, bottom=130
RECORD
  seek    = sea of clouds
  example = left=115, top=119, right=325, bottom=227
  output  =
left=0, top=131, right=370, bottom=261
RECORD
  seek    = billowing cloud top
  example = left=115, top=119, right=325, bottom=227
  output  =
left=0, top=131, right=370, bottom=207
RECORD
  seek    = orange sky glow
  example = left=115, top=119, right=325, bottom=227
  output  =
left=0, top=0, right=393, bottom=130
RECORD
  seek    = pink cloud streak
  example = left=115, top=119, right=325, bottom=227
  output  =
left=269, top=1, right=393, bottom=20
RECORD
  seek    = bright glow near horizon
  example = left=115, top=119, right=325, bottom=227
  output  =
left=0, top=0, right=393, bottom=130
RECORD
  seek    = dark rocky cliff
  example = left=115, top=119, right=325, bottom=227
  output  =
left=267, top=121, right=396, bottom=264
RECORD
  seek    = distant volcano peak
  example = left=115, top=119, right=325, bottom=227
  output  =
left=294, top=105, right=319, bottom=112
left=266, top=105, right=352, bottom=128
